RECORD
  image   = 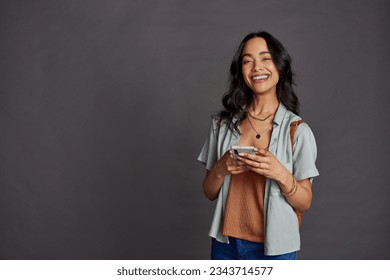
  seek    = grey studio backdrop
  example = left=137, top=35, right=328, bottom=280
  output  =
left=0, top=0, right=389, bottom=260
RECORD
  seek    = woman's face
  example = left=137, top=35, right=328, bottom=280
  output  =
left=241, top=37, right=279, bottom=96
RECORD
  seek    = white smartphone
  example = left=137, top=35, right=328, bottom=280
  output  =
left=231, top=146, right=255, bottom=160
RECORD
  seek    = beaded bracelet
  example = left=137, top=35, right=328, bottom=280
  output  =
left=282, top=175, right=298, bottom=197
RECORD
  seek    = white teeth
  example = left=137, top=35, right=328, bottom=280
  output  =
left=253, top=75, right=269, bottom=80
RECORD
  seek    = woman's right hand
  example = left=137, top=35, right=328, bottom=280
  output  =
left=202, top=150, right=249, bottom=200
left=214, top=149, right=250, bottom=177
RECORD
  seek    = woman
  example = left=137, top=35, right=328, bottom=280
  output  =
left=198, top=31, right=319, bottom=260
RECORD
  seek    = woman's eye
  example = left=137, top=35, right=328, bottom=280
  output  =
left=243, top=60, right=253, bottom=64
left=262, top=57, right=272, bottom=61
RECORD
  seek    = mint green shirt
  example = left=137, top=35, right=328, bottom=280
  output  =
left=198, top=104, right=319, bottom=255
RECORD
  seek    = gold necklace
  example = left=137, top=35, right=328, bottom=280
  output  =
left=248, top=112, right=274, bottom=121
left=247, top=117, right=273, bottom=139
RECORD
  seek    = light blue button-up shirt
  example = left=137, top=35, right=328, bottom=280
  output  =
left=198, top=103, right=319, bottom=255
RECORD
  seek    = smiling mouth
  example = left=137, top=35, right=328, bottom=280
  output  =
left=252, top=75, right=270, bottom=81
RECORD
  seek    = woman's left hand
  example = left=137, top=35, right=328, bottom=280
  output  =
left=238, top=147, right=313, bottom=212
left=236, top=147, right=289, bottom=183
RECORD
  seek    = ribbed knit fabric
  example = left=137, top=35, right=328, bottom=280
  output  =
left=222, top=171, right=266, bottom=243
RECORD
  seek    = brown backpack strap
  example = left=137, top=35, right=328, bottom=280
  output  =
left=290, top=120, right=304, bottom=227
left=290, top=120, right=304, bottom=148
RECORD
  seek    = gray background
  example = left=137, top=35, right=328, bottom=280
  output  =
left=1, top=0, right=389, bottom=259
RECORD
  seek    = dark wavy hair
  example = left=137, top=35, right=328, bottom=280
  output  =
left=219, top=31, right=299, bottom=133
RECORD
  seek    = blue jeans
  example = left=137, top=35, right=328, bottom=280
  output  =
left=211, top=237, right=297, bottom=260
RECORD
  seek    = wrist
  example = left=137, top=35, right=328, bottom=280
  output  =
left=277, top=169, right=291, bottom=188
left=212, top=161, right=226, bottom=179
left=281, top=175, right=298, bottom=197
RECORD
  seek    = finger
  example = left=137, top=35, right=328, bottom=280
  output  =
left=228, top=165, right=246, bottom=174
left=231, top=169, right=248, bottom=175
left=226, top=165, right=237, bottom=172
left=237, top=156, right=264, bottom=169
left=228, top=156, right=249, bottom=164
left=254, top=148, right=272, bottom=157
left=238, top=152, right=257, bottom=160
left=227, top=162, right=246, bottom=170
left=238, top=152, right=269, bottom=163
left=246, top=165, right=268, bottom=176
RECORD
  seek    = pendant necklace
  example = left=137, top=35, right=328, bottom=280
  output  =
left=247, top=117, right=273, bottom=139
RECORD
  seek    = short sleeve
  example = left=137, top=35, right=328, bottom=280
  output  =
left=292, top=123, right=320, bottom=182
left=197, top=117, right=219, bottom=171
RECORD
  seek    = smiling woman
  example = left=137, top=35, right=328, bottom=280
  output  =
left=197, top=31, right=319, bottom=260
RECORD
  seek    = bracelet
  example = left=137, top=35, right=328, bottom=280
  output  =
left=282, top=175, right=298, bottom=197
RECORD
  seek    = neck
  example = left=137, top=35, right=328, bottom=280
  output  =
left=249, top=93, right=279, bottom=116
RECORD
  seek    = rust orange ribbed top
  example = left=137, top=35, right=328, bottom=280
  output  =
left=222, top=171, right=266, bottom=243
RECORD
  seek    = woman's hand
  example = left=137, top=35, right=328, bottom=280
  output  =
left=202, top=149, right=249, bottom=200
left=236, top=148, right=289, bottom=183
left=236, top=147, right=312, bottom=212
left=214, top=149, right=250, bottom=177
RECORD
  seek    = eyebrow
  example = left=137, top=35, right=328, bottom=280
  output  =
left=242, top=51, right=271, bottom=57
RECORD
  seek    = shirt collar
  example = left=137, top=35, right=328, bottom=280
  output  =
left=273, top=103, right=287, bottom=126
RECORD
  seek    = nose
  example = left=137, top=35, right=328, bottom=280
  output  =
left=252, top=60, right=264, bottom=72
